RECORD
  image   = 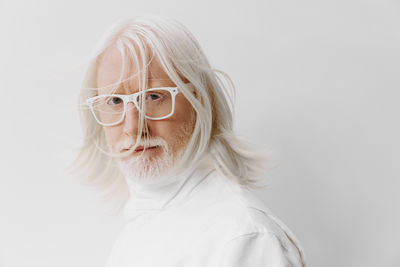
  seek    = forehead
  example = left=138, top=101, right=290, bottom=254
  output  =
left=96, top=44, right=172, bottom=94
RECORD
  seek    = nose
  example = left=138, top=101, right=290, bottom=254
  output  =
left=123, top=102, right=140, bottom=136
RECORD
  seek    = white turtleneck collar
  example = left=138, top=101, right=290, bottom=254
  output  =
left=122, top=156, right=216, bottom=221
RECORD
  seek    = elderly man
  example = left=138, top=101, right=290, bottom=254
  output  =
left=74, top=15, right=306, bottom=267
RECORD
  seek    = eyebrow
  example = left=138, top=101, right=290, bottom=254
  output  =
left=96, top=78, right=177, bottom=94
left=97, top=86, right=169, bottom=96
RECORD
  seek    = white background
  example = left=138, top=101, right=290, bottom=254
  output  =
left=0, top=0, right=399, bottom=266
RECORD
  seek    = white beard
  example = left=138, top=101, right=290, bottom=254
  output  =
left=115, top=117, right=195, bottom=185
left=116, top=137, right=178, bottom=185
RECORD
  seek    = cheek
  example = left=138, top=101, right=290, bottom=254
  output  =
left=147, top=106, right=194, bottom=144
left=175, top=99, right=196, bottom=130
left=165, top=103, right=195, bottom=142
left=174, top=95, right=195, bottom=118
left=102, top=127, right=121, bottom=150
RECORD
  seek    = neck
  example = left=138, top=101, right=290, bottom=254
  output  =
left=122, top=156, right=214, bottom=220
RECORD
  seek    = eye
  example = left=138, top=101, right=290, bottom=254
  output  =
left=106, top=96, right=123, bottom=105
left=146, top=93, right=162, bottom=101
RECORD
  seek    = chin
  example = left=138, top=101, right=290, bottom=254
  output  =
left=117, top=149, right=175, bottom=180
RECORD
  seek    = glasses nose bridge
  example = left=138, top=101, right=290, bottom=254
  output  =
left=125, top=93, right=136, bottom=104
left=124, top=93, right=141, bottom=113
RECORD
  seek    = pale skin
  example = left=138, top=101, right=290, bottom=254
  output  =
left=96, top=44, right=195, bottom=160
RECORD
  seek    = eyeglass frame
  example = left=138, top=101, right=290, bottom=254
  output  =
left=86, top=86, right=180, bottom=127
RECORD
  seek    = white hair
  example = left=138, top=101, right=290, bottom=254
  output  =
left=68, top=15, right=267, bottom=211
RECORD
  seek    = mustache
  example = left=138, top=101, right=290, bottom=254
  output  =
left=116, top=137, right=169, bottom=153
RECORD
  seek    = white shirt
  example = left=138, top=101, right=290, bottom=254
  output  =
left=106, top=158, right=306, bottom=267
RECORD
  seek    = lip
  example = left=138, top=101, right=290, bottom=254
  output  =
left=124, top=146, right=159, bottom=153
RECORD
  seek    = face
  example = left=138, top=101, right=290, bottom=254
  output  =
left=96, top=44, right=195, bottom=180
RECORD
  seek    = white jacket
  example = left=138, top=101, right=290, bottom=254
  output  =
left=106, top=158, right=306, bottom=267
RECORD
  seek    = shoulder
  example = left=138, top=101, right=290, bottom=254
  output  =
left=203, top=171, right=307, bottom=266
left=218, top=230, right=305, bottom=267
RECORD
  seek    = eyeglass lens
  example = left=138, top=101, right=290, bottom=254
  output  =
left=91, top=89, right=173, bottom=124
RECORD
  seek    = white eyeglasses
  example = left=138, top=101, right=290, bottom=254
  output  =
left=86, top=87, right=180, bottom=126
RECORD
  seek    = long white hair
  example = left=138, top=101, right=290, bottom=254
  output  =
left=68, top=15, right=267, bottom=211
